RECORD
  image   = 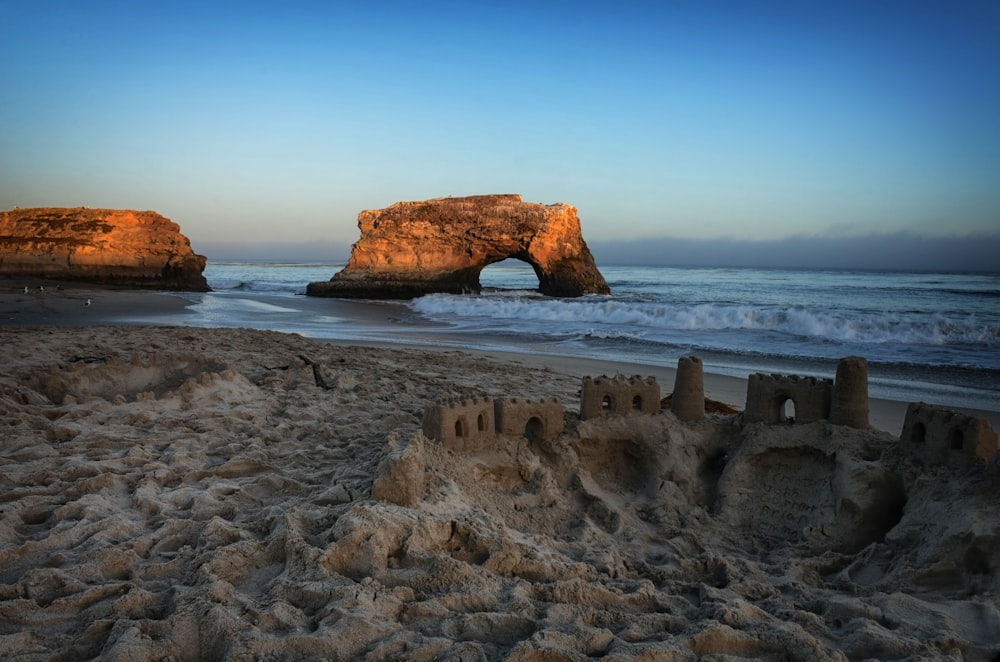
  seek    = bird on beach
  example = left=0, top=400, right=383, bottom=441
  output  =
left=22, top=286, right=28, bottom=294
left=38, top=285, right=44, bottom=292
left=84, top=299, right=92, bottom=307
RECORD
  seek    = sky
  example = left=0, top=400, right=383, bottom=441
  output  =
left=2, top=1, right=999, bottom=269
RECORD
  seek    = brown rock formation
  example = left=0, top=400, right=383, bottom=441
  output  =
left=307, top=194, right=610, bottom=298
left=0, top=207, right=208, bottom=291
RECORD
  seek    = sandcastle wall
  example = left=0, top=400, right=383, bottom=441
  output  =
left=422, top=395, right=565, bottom=446
left=744, top=374, right=833, bottom=425
left=494, top=397, right=565, bottom=442
left=580, top=375, right=660, bottom=420
left=422, top=396, right=496, bottom=451
left=743, top=357, right=871, bottom=429
left=900, top=402, right=999, bottom=467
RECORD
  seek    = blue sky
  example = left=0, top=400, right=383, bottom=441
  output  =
left=2, top=1, right=998, bottom=267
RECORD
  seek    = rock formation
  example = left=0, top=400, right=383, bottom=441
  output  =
left=0, top=207, right=208, bottom=291
left=307, top=194, right=610, bottom=298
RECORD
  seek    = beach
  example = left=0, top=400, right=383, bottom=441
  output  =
left=4, top=278, right=998, bottom=435
left=2, top=283, right=999, bottom=660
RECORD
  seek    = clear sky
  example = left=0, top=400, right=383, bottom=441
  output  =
left=2, top=1, right=998, bottom=268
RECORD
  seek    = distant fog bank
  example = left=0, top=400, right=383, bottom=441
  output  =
left=590, top=232, right=1000, bottom=272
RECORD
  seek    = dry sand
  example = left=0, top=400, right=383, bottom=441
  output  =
left=1, top=285, right=999, bottom=660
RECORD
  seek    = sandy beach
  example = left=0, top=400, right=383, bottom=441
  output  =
left=2, top=284, right=999, bottom=660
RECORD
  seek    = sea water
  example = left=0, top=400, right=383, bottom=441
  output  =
left=159, top=260, right=999, bottom=411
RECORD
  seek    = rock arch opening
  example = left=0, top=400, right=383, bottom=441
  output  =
left=478, top=257, right=543, bottom=292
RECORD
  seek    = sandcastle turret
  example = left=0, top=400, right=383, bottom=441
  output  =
left=830, top=356, right=869, bottom=429
left=671, top=355, right=704, bottom=422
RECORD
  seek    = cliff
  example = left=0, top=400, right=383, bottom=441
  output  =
left=0, top=207, right=209, bottom=291
left=307, top=194, right=610, bottom=299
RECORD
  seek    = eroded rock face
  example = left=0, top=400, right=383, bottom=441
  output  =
left=0, top=207, right=208, bottom=291
left=307, top=194, right=610, bottom=298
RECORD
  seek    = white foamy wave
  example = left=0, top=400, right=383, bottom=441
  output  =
left=410, top=294, right=999, bottom=347
left=210, top=280, right=306, bottom=295
left=584, top=329, right=647, bottom=341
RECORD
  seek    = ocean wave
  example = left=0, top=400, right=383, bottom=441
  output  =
left=942, top=288, right=1000, bottom=299
left=209, top=280, right=306, bottom=295
left=218, top=281, right=255, bottom=291
left=583, top=329, right=647, bottom=341
left=410, top=293, right=1000, bottom=347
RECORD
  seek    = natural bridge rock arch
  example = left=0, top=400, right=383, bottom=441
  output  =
left=307, top=194, right=610, bottom=299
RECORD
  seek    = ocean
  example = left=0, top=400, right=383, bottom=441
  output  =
left=147, top=261, right=1000, bottom=412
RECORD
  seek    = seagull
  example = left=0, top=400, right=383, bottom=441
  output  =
left=23, top=286, right=28, bottom=294
left=38, top=285, right=44, bottom=292
left=84, top=299, right=92, bottom=307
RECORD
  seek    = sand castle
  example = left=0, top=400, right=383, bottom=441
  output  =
left=421, top=354, right=997, bottom=467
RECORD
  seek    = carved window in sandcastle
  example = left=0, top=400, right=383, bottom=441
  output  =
left=948, top=428, right=965, bottom=452
left=781, top=397, right=797, bottom=423
left=455, top=418, right=466, bottom=438
left=632, top=395, right=643, bottom=411
left=524, top=417, right=545, bottom=443
left=477, top=413, right=486, bottom=432
left=912, top=422, right=927, bottom=445
left=602, top=395, right=613, bottom=411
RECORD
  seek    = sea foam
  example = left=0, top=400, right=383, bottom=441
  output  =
left=409, top=293, right=998, bottom=348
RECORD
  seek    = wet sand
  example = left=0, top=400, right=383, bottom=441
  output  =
left=0, top=279, right=194, bottom=326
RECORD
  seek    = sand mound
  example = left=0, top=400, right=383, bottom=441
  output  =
left=0, top=326, right=997, bottom=660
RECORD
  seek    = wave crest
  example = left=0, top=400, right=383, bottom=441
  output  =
left=410, top=294, right=999, bottom=347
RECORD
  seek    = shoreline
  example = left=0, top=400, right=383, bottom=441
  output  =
left=3, top=279, right=998, bottom=436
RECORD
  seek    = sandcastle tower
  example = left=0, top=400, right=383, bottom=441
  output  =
left=671, top=355, right=704, bottom=422
left=829, top=356, right=869, bottom=429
